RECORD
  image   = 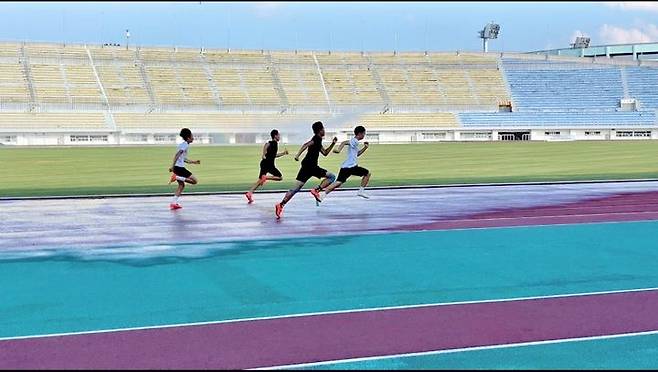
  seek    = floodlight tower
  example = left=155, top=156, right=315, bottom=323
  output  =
left=478, top=22, right=500, bottom=53
left=570, top=36, right=590, bottom=49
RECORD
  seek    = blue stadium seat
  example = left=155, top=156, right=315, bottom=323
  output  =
left=502, top=59, right=624, bottom=112
left=459, top=111, right=657, bottom=127
left=626, top=67, right=658, bottom=109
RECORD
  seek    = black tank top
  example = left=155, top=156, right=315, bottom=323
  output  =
left=302, top=135, right=322, bottom=167
left=264, top=140, right=277, bottom=162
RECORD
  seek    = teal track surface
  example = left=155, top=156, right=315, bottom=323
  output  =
left=298, top=333, right=658, bottom=370
left=3, top=221, right=658, bottom=339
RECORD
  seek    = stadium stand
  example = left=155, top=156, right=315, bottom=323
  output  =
left=236, top=67, right=281, bottom=106
left=0, top=41, right=657, bottom=145
left=625, top=66, right=658, bottom=109
left=114, top=112, right=320, bottom=131
left=0, top=112, right=108, bottom=130
left=273, top=52, right=328, bottom=107
left=0, top=63, right=30, bottom=104
left=359, top=113, right=459, bottom=128
left=502, top=59, right=624, bottom=111
left=24, top=43, right=89, bottom=61
left=95, top=63, right=152, bottom=106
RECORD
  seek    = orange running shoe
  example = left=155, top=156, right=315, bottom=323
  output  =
left=259, top=175, right=268, bottom=186
left=170, top=203, right=182, bottom=210
left=275, top=203, right=283, bottom=219
left=168, top=173, right=177, bottom=184
left=245, top=192, right=254, bottom=204
left=310, top=188, right=322, bottom=203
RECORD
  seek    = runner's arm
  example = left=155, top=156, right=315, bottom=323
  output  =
left=321, top=137, right=338, bottom=156
left=262, top=142, right=269, bottom=160
left=294, top=140, right=313, bottom=161
left=333, top=140, right=349, bottom=153
left=358, top=142, right=369, bottom=157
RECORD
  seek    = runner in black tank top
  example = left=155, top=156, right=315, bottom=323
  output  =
left=245, top=130, right=288, bottom=204
left=264, top=140, right=278, bottom=163
left=301, top=135, right=322, bottom=167
left=275, top=121, right=338, bottom=219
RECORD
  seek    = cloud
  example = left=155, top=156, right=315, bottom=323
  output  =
left=252, top=2, right=285, bottom=18
left=599, top=23, right=658, bottom=44
left=603, top=2, right=658, bottom=12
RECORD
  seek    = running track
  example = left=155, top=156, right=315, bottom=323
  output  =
left=4, top=181, right=658, bottom=255
left=2, top=181, right=658, bottom=369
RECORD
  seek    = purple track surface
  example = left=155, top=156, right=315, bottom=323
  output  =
left=4, top=181, right=658, bottom=259
left=1, top=289, right=657, bottom=369
left=395, top=190, right=658, bottom=231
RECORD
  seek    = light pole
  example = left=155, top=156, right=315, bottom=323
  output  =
left=394, top=32, right=398, bottom=54
left=125, top=29, right=130, bottom=50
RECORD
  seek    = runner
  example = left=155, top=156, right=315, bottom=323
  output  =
left=168, top=128, right=200, bottom=210
left=275, top=121, right=337, bottom=219
left=245, top=129, right=289, bottom=204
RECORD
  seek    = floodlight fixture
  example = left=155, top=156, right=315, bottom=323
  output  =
left=478, top=22, right=500, bottom=52
left=571, top=36, right=590, bottom=49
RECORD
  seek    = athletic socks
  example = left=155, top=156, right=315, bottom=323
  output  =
left=172, top=196, right=180, bottom=204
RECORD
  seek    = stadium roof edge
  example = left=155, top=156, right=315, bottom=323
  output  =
left=0, top=38, right=514, bottom=55
left=527, top=41, right=658, bottom=60
left=529, top=40, right=658, bottom=52
left=2, top=39, right=658, bottom=67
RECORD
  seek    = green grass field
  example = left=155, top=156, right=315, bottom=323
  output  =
left=2, top=141, right=658, bottom=197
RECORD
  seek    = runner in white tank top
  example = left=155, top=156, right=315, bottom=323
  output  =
left=168, top=128, right=201, bottom=210
left=316, top=125, right=372, bottom=202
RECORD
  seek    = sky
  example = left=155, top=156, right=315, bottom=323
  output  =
left=0, top=1, right=657, bottom=53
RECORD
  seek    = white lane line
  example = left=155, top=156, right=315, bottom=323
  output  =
left=3, top=178, right=658, bottom=201
left=1, top=286, right=657, bottom=342
left=256, top=329, right=658, bottom=370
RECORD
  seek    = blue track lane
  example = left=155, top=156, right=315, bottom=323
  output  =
left=2, top=220, right=658, bottom=339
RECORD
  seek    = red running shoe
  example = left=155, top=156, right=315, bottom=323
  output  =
left=170, top=203, right=182, bottom=210
left=310, top=188, right=322, bottom=203
left=245, top=192, right=254, bottom=204
left=168, top=173, right=177, bottom=184
left=275, top=203, right=283, bottom=219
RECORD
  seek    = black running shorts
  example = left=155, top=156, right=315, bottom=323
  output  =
left=296, top=165, right=328, bottom=183
left=259, top=160, right=282, bottom=178
left=173, top=166, right=192, bottom=178
left=337, top=166, right=369, bottom=183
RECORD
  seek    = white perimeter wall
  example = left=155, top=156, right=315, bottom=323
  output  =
left=2, top=128, right=658, bottom=146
